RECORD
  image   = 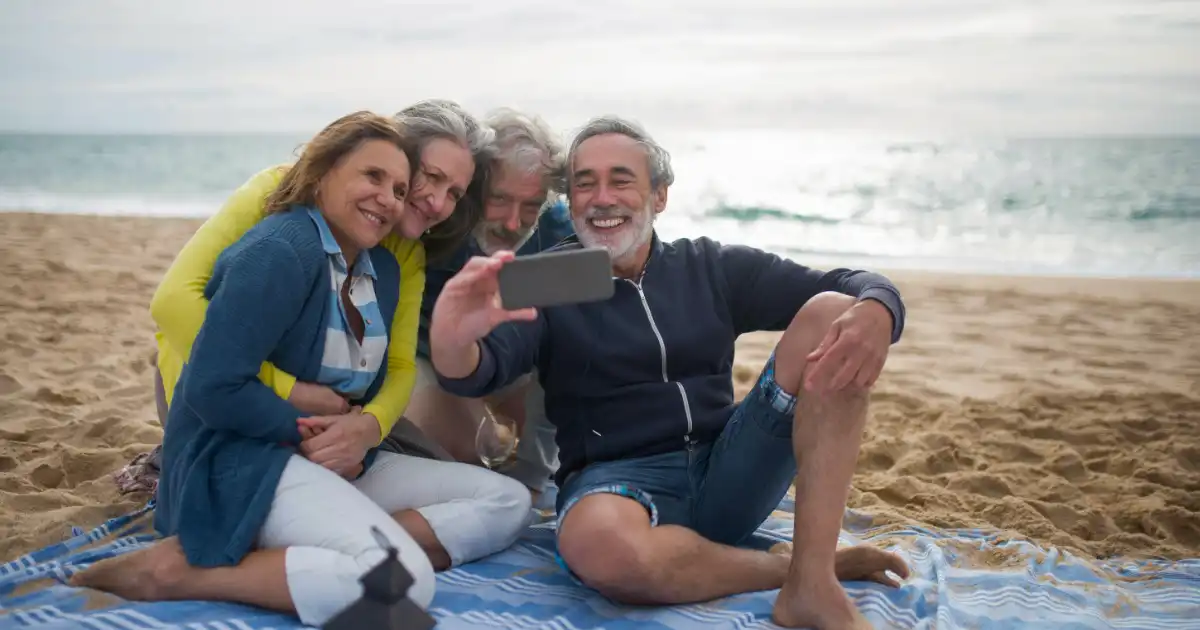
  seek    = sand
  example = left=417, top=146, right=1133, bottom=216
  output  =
left=1, top=211, right=1198, bottom=563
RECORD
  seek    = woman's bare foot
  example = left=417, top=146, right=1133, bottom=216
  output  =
left=772, top=576, right=873, bottom=629
left=770, top=543, right=910, bottom=588
left=69, top=537, right=192, bottom=601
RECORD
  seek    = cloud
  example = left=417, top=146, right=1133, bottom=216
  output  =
left=1, top=0, right=1197, bottom=134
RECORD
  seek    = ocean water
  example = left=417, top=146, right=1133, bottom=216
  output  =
left=1, top=132, right=1197, bottom=278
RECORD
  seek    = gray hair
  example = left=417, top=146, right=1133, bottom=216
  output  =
left=392, top=99, right=496, bottom=263
left=393, top=99, right=495, bottom=162
left=567, top=115, right=674, bottom=190
left=485, top=108, right=566, bottom=197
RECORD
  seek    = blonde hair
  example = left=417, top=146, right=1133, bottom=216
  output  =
left=266, top=111, right=420, bottom=214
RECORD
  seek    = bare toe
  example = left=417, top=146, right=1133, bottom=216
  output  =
left=835, top=545, right=909, bottom=586
left=68, top=538, right=190, bottom=601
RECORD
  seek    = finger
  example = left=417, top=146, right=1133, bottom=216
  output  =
left=806, top=325, right=840, bottom=362
left=829, top=348, right=866, bottom=391
left=298, top=415, right=339, bottom=430
left=806, top=340, right=851, bottom=391
left=492, top=307, right=538, bottom=326
left=304, top=427, right=344, bottom=453
left=307, top=447, right=348, bottom=469
left=298, top=425, right=318, bottom=441
left=855, top=354, right=884, bottom=389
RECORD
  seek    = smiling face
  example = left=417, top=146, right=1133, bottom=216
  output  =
left=568, top=132, right=666, bottom=270
left=316, top=138, right=411, bottom=260
left=398, top=137, right=475, bottom=240
left=473, top=165, right=548, bottom=254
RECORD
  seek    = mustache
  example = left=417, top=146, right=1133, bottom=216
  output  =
left=584, top=206, right=633, bottom=220
left=478, top=222, right=534, bottom=246
left=484, top=223, right=530, bottom=238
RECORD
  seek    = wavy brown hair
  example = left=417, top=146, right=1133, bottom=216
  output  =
left=265, top=111, right=420, bottom=215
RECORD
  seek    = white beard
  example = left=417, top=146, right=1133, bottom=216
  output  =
left=574, top=199, right=655, bottom=263
left=472, top=221, right=536, bottom=255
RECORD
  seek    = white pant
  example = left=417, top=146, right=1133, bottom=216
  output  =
left=257, top=452, right=533, bottom=626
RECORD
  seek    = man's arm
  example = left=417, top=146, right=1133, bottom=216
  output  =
left=434, top=318, right=544, bottom=398
left=178, top=236, right=308, bottom=444
left=718, top=243, right=905, bottom=343
left=150, top=166, right=301, bottom=399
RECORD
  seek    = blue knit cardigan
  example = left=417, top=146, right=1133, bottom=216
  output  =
left=154, top=208, right=400, bottom=567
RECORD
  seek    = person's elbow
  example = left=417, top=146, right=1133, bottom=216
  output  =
left=147, top=283, right=173, bottom=329
left=148, top=279, right=195, bottom=331
left=177, top=369, right=238, bottom=431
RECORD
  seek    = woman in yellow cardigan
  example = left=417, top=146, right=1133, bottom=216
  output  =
left=148, top=100, right=492, bottom=475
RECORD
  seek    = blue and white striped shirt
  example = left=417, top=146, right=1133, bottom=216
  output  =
left=305, top=207, right=388, bottom=400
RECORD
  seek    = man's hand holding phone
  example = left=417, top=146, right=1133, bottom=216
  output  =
left=429, top=251, right=538, bottom=378
left=429, top=247, right=614, bottom=380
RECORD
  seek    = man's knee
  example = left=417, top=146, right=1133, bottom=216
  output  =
left=557, top=494, right=656, bottom=604
left=773, top=292, right=857, bottom=390
left=791, top=291, right=856, bottom=334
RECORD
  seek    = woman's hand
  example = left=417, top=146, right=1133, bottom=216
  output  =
left=288, top=381, right=350, bottom=416
left=297, top=409, right=379, bottom=478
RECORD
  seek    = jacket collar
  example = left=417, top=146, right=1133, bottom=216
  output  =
left=556, top=231, right=664, bottom=280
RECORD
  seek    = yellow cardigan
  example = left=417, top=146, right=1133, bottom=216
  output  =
left=151, top=165, right=425, bottom=443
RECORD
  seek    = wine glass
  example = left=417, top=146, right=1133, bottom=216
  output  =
left=475, top=405, right=518, bottom=469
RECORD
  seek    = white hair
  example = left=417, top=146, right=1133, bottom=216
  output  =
left=567, top=115, right=674, bottom=190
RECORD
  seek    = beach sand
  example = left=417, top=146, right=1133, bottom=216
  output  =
left=1, top=211, right=1197, bottom=563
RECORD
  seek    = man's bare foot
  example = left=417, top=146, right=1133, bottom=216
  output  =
left=769, top=543, right=910, bottom=588
left=772, top=576, right=873, bottom=629
left=834, top=545, right=910, bottom=587
left=69, top=537, right=192, bottom=601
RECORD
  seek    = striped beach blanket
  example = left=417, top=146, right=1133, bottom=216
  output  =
left=1, top=499, right=1197, bottom=629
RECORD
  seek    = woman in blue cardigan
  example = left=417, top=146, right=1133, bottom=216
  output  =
left=71, top=111, right=534, bottom=625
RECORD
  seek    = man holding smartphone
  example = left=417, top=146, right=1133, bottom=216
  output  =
left=428, top=115, right=910, bottom=629
left=402, top=108, right=573, bottom=504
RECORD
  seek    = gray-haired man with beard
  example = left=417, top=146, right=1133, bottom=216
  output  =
left=427, top=115, right=911, bottom=629
left=404, top=108, right=574, bottom=502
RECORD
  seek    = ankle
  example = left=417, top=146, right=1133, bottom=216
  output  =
left=785, top=557, right=839, bottom=587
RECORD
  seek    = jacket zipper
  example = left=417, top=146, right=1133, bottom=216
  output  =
left=627, top=276, right=695, bottom=444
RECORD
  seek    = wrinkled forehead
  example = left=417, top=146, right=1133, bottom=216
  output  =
left=571, top=133, right=649, bottom=181
left=488, top=163, right=549, bottom=200
left=419, top=137, right=474, bottom=189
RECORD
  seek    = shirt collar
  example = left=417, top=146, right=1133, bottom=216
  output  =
left=303, top=206, right=377, bottom=279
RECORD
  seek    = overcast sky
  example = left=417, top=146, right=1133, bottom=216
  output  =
left=2, top=0, right=1198, bottom=135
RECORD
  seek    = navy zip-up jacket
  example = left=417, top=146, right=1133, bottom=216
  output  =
left=437, top=233, right=906, bottom=485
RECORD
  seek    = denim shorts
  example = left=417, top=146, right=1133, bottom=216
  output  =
left=554, top=352, right=799, bottom=563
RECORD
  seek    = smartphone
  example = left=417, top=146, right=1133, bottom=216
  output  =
left=498, top=247, right=615, bottom=310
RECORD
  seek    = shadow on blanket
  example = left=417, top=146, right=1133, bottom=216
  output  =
left=1, top=500, right=1198, bottom=629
